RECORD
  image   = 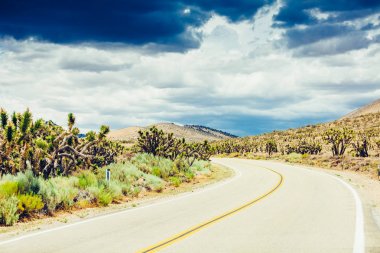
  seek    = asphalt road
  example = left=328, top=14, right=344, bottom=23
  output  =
left=0, top=158, right=377, bottom=253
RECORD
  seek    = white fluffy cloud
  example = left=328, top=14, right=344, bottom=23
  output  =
left=0, top=2, right=379, bottom=135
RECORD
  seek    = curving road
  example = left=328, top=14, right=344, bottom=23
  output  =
left=0, top=158, right=378, bottom=253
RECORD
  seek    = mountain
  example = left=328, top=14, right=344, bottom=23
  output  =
left=341, top=98, right=380, bottom=119
left=107, top=123, right=236, bottom=143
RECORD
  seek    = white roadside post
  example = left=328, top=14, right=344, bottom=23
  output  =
left=106, top=168, right=111, bottom=184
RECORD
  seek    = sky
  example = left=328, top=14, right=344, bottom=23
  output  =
left=0, top=0, right=380, bottom=136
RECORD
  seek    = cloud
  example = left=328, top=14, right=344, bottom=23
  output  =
left=276, top=0, right=380, bottom=27
left=0, top=0, right=276, bottom=51
left=0, top=2, right=380, bottom=135
left=274, top=0, right=380, bottom=55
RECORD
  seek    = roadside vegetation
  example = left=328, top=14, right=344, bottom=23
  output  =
left=213, top=112, right=380, bottom=177
left=0, top=109, right=214, bottom=226
left=0, top=154, right=211, bottom=226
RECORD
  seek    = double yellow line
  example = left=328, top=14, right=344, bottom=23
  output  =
left=137, top=166, right=284, bottom=253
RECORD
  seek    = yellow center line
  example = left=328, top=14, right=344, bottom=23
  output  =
left=136, top=166, right=284, bottom=253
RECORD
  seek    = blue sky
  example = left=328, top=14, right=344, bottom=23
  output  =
left=0, top=0, right=380, bottom=136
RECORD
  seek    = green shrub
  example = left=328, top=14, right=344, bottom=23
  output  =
left=75, top=199, right=92, bottom=209
left=106, top=181, right=123, bottom=200
left=0, top=196, right=19, bottom=226
left=17, top=194, right=44, bottom=217
left=132, top=153, right=175, bottom=177
left=100, top=163, right=143, bottom=184
left=15, top=170, right=40, bottom=194
left=169, top=177, right=181, bottom=187
left=86, top=186, right=113, bottom=206
left=173, top=158, right=187, bottom=173
left=131, top=186, right=141, bottom=197
left=76, top=170, right=98, bottom=189
left=285, top=153, right=302, bottom=163
left=51, top=177, right=78, bottom=209
left=0, top=181, right=18, bottom=197
left=190, top=160, right=211, bottom=175
left=144, top=174, right=164, bottom=192
left=185, top=171, right=195, bottom=181
left=38, top=179, right=60, bottom=214
left=155, top=158, right=173, bottom=178
left=151, top=166, right=162, bottom=178
left=116, top=182, right=131, bottom=195
left=86, top=186, right=100, bottom=202
left=38, top=177, right=78, bottom=213
left=97, top=189, right=113, bottom=206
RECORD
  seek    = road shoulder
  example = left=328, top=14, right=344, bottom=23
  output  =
left=0, top=164, right=234, bottom=241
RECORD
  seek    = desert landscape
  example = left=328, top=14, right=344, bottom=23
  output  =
left=1, top=0, right=380, bottom=252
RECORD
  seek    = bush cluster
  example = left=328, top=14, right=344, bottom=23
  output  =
left=0, top=153, right=210, bottom=226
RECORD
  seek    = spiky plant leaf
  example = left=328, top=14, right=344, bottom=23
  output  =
left=20, top=109, right=32, bottom=134
left=86, top=131, right=96, bottom=142
left=11, top=112, right=18, bottom=129
left=67, top=113, right=76, bottom=131
left=99, top=125, right=110, bottom=136
left=1, top=108, right=8, bottom=129
left=5, top=124, right=14, bottom=142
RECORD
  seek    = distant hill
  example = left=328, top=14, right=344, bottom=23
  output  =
left=341, top=98, right=380, bottom=119
left=213, top=98, right=380, bottom=157
left=185, top=125, right=237, bottom=138
left=107, top=123, right=236, bottom=142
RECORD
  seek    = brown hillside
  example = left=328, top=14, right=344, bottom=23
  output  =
left=342, top=98, right=380, bottom=119
left=108, top=123, right=235, bottom=143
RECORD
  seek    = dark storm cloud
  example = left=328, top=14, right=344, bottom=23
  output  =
left=0, top=0, right=273, bottom=51
left=285, top=24, right=352, bottom=48
left=293, top=33, right=380, bottom=56
left=276, top=0, right=380, bottom=27
left=275, top=0, right=380, bottom=55
left=189, top=0, right=274, bottom=21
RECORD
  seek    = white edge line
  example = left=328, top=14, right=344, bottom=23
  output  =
left=290, top=163, right=365, bottom=253
left=254, top=160, right=365, bottom=253
left=327, top=174, right=365, bottom=253
left=0, top=162, right=241, bottom=246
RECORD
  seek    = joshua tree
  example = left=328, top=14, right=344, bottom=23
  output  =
left=265, top=139, right=277, bottom=157
left=323, top=127, right=354, bottom=156
left=0, top=108, right=121, bottom=178
left=136, top=127, right=212, bottom=164
left=352, top=130, right=375, bottom=157
left=137, top=126, right=170, bottom=156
